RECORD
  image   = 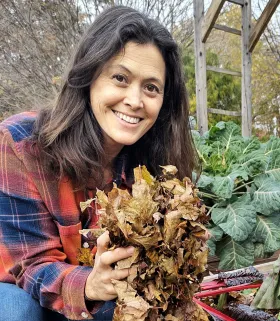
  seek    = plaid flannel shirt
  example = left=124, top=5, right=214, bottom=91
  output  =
left=0, top=112, right=129, bottom=320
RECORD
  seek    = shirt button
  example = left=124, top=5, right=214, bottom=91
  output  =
left=83, top=242, right=89, bottom=248
left=81, top=311, right=89, bottom=318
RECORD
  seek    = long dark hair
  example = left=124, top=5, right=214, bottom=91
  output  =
left=33, top=6, right=198, bottom=188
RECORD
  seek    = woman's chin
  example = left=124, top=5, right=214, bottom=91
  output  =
left=109, top=134, right=142, bottom=147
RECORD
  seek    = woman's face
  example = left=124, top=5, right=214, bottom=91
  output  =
left=90, top=42, right=166, bottom=156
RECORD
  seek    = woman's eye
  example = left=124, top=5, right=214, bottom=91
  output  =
left=146, top=84, right=159, bottom=93
left=113, top=74, right=126, bottom=83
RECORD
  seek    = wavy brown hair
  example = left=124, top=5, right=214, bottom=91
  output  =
left=33, top=6, right=198, bottom=188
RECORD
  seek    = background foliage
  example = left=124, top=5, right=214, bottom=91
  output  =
left=0, top=0, right=193, bottom=119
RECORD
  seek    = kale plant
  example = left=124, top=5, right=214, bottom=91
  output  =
left=193, top=121, right=280, bottom=270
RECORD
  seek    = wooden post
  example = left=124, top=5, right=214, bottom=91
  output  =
left=241, top=0, right=252, bottom=137
left=194, top=0, right=208, bottom=135
left=201, top=0, right=226, bottom=42
left=249, top=0, right=280, bottom=53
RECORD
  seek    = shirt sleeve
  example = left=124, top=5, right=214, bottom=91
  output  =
left=0, top=127, right=102, bottom=320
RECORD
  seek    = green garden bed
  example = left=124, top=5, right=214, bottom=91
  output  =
left=193, top=121, right=280, bottom=271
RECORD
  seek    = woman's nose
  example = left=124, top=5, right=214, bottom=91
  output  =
left=123, top=86, right=144, bottom=110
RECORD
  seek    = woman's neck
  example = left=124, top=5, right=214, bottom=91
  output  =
left=103, top=136, right=124, bottom=163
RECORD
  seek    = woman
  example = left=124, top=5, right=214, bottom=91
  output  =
left=0, top=5, right=197, bottom=321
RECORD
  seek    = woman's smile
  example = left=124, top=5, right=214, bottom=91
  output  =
left=113, top=110, right=142, bottom=124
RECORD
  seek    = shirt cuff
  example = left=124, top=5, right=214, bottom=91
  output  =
left=61, top=266, right=96, bottom=320
left=85, top=299, right=104, bottom=314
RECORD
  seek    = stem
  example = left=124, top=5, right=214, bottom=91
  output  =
left=233, top=172, right=265, bottom=193
left=197, top=150, right=208, bottom=165
left=198, top=191, right=220, bottom=200
left=193, top=297, right=235, bottom=321
left=217, top=293, right=227, bottom=311
left=233, top=181, right=253, bottom=192
left=206, top=203, right=219, bottom=216
left=195, top=283, right=262, bottom=298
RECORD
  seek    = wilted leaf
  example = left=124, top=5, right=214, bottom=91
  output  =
left=134, top=165, right=154, bottom=185
left=79, top=228, right=106, bottom=238
left=112, top=280, right=151, bottom=321
left=163, top=210, right=182, bottom=243
left=76, top=248, right=94, bottom=266
left=160, top=165, right=178, bottom=175
left=161, top=179, right=185, bottom=195
left=87, top=165, right=209, bottom=320
left=184, top=300, right=209, bottom=321
left=80, top=198, right=95, bottom=212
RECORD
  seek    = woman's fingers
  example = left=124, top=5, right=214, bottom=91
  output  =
left=96, top=231, right=110, bottom=257
left=110, top=267, right=135, bottom=281
left=96, top=232, right=135, bottom=266
left=99, top=246, right=135, bottom=267
left=85, top=232, right=136, bottom=301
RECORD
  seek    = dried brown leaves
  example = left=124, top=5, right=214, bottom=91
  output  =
left=82, top=165, right=209, bottom=321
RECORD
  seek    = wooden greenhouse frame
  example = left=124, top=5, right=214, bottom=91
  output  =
left=193, top=0, right=279, bottom=136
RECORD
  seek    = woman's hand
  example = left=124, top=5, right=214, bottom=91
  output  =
left=85, top=231, right=134, bottom=301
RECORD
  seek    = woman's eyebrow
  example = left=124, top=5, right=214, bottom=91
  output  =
left=108, top=64, right=165, bottom=88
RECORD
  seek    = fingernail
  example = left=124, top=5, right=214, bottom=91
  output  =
left=127, top=246, right=134, bottom=254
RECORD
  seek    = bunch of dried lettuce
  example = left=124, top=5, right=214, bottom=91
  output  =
left=79, top=165, right=209, bottom=321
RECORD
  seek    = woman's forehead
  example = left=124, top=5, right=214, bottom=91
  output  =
left=103, top=42, right=166, bottom=84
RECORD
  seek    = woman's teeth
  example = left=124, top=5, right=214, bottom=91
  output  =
left=114, top=111, right=141, bottom=124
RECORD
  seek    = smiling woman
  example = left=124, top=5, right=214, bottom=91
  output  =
left=0, top=5, right=198, bottom=321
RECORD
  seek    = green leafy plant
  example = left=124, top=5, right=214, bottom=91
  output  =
left=193, top=121, right=280, bottom=270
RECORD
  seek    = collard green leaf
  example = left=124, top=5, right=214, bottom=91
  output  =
left=206, top=225, right=224, bottom=256
left=264, top=152, right=280, bottom=182
left=216, top=236, right=254, bottom=270
left=210, top=169, right=246, bottom=199
left=208, top=122, right=242, bottom=164
left=208, top=121, right=241, bottom=144
left=253, top=177, right=280, bottom=215
left=237, top=149, right=268, bottom=177
left=210, top=176, right=234, bottom=199
left=242, top=136, right=261, bottom=155
left=225, top=165, right=249, bottom=181
left=196, top=174, right=214, bottom=189
left=251, top=213, right=280, bottom=253
left=207, top=240, right=216, bottom=257
left=206, top=153, right=227, bottom=175
left=211, top=195, right=256, bottom=242
left=263, top=136, right=280, bottom=157
left=211, top=121, right=226, bottom=132
left=192, top=121, right=280, bottom=272
left=254, top=242, right=274, bottom=259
